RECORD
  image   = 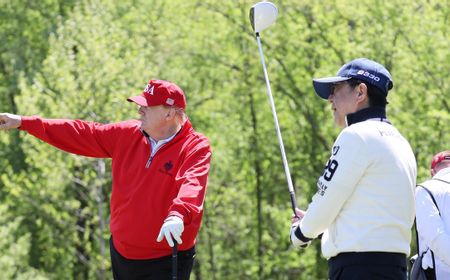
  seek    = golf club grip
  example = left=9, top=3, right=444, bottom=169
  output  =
left=290, top=191, right=298, bottom=214
left=172, top=242, right=178, bottom=280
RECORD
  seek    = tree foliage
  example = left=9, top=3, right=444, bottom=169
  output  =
left=0, top=0, right=448, bottom=279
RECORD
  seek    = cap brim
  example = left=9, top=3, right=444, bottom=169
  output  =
left=312, top=76, right=351, bottom=99
left=127, top=95, right=148, bottom=106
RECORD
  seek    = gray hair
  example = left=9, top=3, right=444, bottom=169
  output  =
left=172, top=106, right=187, bottom=124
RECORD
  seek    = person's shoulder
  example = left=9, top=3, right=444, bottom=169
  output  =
left=100, top=119, right=141, bottom=132
left=417, top=178, right=450, bottom=197
left=110, top=119, right=140, bottom=127
left=118, top=119, right=140, bottom=127
left=191, top=130, right=210, bottom=146
left=183, top=127, right=211, bottom=152
left=348, top=120, right=407, bottom=143
left=347, top=119, right=386, bottom=132
left=191, top=128, right=209, bottom=139
left=184, top=121, right=209, bottom=141
left=434, top=168, right=450, bottom=182
left=336, top=125, right=364, bottom=143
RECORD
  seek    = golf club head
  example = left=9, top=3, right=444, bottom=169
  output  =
left=249, top=1, right=278, bottom=33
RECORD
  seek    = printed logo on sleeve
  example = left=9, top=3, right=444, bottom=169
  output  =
left=317, top=179, right=328, bottom=196
left=322, top=159, right=339, bottom=181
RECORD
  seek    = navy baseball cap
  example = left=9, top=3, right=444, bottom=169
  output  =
left=312, top=58, right=394, bottom=99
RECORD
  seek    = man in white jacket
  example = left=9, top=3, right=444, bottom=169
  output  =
left=290, top=58, right=417, bottom=279
left=416, top=151, right=450, bottom=280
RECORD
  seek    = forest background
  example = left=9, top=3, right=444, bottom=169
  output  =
left=0, top=0, right=448, bottom=279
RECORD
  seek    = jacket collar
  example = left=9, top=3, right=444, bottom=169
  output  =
left=346, top=107, right=388, bottom=126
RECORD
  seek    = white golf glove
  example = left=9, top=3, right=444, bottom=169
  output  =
left=290, top=221, right=311, bottom=248
left=156, top=216, right=184, bottom=247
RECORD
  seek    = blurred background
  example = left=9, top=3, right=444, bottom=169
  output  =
left=0, top=0, right=448, bottom=279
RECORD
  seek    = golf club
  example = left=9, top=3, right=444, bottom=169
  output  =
left=172, top=241, right=178, bottom=280
left=249, top=1, right=298, bottom=214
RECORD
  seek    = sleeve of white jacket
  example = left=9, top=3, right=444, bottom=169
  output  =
left=299, top=128, right=368, bottom=239
left=415, top=188, right=450, bottom=266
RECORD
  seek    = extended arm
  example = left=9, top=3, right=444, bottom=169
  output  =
left=21, top=116, right=118, bottom=158
left=2, top=113, right=123, bottom=158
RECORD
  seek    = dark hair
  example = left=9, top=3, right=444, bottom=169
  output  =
left=347, top=79, right=388, bottom=107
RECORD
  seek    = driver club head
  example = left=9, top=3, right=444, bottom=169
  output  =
left=249, top=1, right=278, bottom=33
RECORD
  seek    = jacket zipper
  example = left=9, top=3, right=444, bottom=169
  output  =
left=145, top=139, right=154, bottom=168
left=142, top=125, right=186, bottom=169
left=144, top=137, right=171, bottom=169
left=145, top=155, right=153, bottom=168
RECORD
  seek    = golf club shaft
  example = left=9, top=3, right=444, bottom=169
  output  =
left=255, top=33, right=298, bottom=213
left=172, top=242, right=178, bottom=280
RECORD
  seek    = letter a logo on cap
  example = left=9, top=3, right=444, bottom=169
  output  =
left=144, top=84, right=154, bottom=95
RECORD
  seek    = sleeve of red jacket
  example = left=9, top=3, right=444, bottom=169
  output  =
left=19, top=116, right=119, bottom=158
left=168, top=137, right=212, bottom=225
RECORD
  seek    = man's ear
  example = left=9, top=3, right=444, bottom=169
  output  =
left=165, top=108, right=175, bottom=120
left=357, top=83, right=368, bottom=101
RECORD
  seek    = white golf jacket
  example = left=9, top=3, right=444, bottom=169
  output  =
left=416, top=168, right=450, bottom=279
left=292, top=107, right=417, bottom=259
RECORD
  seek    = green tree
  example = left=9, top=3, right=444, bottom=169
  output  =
left=0, top=0, right=448, bottom=279
left=0, top=204, right=49, bottom=279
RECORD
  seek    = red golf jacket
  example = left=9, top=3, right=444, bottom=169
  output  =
left=20, top=116, right=211, bottom=259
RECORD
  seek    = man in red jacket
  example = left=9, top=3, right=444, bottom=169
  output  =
left=0, top=79, right=212, bottom=280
